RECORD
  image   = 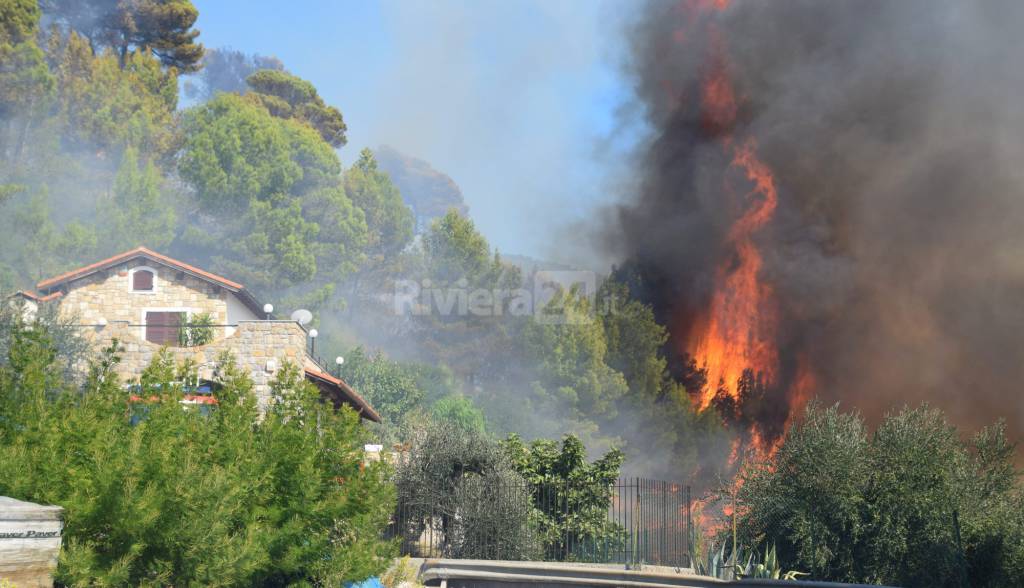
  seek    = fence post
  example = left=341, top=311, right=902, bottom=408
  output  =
left=686, top=485, right=692, bottom=568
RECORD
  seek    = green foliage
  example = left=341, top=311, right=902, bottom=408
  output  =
left=522, top=289, right=628, bottom=424
left=180, top=92, right=334, bottom=210
left=431, top=394, right=486, bottom=434
left=246, top=68, right=347, bottom=147
left=503, top=434, right=624, bottom=560
left=395, top=420, right=536, bottom=560
left=42, top=0, right=204, bottom=72
left=694, top=541, right=805, bottom=582
left=100, top=145, right=176, bottom=251
left=0, top=188, right=97, bottom=282
left=0, top=318, right=396, bottom=585
left=177, top=311, right=214, bottom=347
left=185, top=47, right=284, bottom=102
left=423, top=209, right=498, bottom=285
left=179, top=92, right=367, bottom=291
left=49, top=31, right=179, bottom=158
left=0, top=0, right=55, bottom=162
left=0, top=0, right=53, bottom=111
left=0, top=0, right=40, bottom=44
left=597, top=278, right=668, bottom=399
left=733, top=401, right=1024, bottom=587
left=342, top=346, right=424, bottom=426
left=344, top=148, right=414, bottom=262
left=504, top=433, right=624, bottom=488
left=381, top=556, right=423, bottom=588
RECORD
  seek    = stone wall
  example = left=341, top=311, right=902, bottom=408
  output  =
left=91, top=320, right=309, bottom=409
left=57, top=259, right=228, bottom=327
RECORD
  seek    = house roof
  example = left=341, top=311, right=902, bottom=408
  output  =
left=305, top=367, right=382, bottom=423
left=39, top=246, right=243, bottom=290
left=34, top=247, right=264, bottom=317
left=14, top=290, right=64, bottom=302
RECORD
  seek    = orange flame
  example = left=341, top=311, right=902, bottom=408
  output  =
left=671, top=0, right=814, bottom=460
left=692, top=139, right=780, bottom=414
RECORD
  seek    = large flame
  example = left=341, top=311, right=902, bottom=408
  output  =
left=674, top=0, right=808, bottom=457
left=691, top=139, right=779, bottom=412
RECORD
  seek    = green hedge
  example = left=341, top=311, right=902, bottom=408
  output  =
left=0, top=315, right=396, bottom=586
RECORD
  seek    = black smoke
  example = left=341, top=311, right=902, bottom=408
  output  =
left=606, top=0, right=1024, bottom=440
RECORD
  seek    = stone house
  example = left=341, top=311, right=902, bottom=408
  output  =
left=14, top=247, right=380, bottom=422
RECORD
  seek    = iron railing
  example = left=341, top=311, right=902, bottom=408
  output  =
left=388, top=478, right=691, bottom=567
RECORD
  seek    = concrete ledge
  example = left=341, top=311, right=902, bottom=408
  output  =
left=0, top=496, right=63, bottom=588
left=418, top=559, right=891, bottom=588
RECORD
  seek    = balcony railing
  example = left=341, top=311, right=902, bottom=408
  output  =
left=70, top=320, right=311, bottom=349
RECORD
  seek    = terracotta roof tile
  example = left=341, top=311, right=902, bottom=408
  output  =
left=37, top=247, right=244, bottom=291
left=305, top=367, right=382, bottom=423
left=14, top=290, right=64, bottom=302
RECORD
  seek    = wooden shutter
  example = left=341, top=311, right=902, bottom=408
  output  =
left=133, top=270, right=154, bottom=291
left=145, top=311, right=183, bottom=345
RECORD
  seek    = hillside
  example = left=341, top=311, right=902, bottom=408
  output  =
left=374, top=146, right=468, bottom=233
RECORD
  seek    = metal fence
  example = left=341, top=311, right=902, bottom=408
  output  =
left=388, top=478, right=691, bottom=567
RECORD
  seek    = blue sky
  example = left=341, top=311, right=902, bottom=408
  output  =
left=190, top=0, right=641, bottom=263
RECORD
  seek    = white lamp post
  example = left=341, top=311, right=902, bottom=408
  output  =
left=263, top=303, right=274, bottom=320
left=309, top=328, right=318, bottom=356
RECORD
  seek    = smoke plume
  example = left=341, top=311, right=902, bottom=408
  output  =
left=606, top=0, right=1024, bottom=442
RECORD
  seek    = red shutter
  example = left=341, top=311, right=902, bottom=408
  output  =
left=145, top=312, right=183, bottom=345
left=133, top=270, right=154, bottom=291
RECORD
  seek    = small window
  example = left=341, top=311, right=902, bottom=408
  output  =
left=133, top=269, right=154, bottom=291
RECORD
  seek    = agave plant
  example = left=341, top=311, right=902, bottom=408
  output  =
left=694, top=540, right=807, bottom=581
left=694, top=541, right=740, bottom=580
left=735, top=543, right=808, bottom=581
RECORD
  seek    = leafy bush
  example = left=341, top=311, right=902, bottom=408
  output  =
left=394, top=427, right=627, bottom=563
left=393, top=420, right=537, bottom=560
left=342, top=347, right=425, bottom=426
left=0, top=315, right=396, bottom=586
left=431, top=394, right=486, bottom=434
left=731, top=401, right=1024, bottom=587
left=503, top=434, right=625, bottom=561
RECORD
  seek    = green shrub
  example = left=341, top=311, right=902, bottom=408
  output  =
left=0, top=315, right=396, bottom=586
left=503, top=434, right=625, bottom=562
left=731, top=401, right=1024, bottom=587
left=394, top=421, right=537, bottom=560
left=431, top=394, right=486, bottom=434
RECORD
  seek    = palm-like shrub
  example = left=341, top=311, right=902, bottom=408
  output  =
left=178, top=311, right=215, bottom=347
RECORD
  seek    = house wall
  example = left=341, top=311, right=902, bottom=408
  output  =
left=226, top=290, right=259, bottom=323
left=55, top=259, right=228, bottom=327
left=49, top=259, right=310, bottom=409
left=92, top=320, right=308, bottom=409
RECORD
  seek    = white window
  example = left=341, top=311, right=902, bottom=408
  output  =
left=129, top=266, right=158, bottom=293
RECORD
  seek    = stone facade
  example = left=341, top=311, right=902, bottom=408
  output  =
left=90, top=320, right=309, bottom=409
left=58, top=258, right=235, bottom=327
left=48, top=258, right=312, bottom=409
